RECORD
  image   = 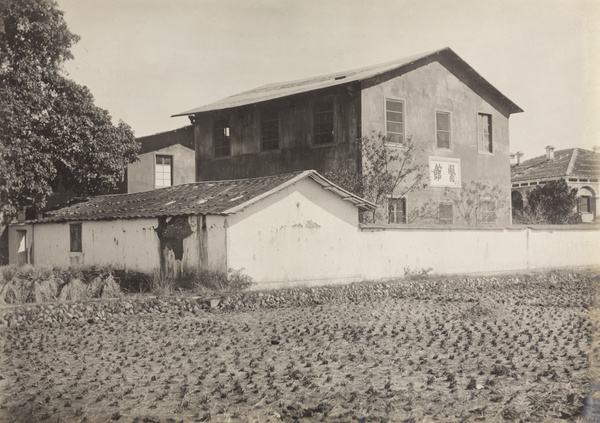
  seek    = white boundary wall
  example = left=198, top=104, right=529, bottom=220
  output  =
left=229, top=223, right=600, bottom=288
left=358, top=226, right=599, bottom=281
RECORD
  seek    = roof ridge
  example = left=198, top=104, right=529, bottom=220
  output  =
left=566, top=148, right=578, bottom=175
left=173, top=47, right=522, bottom=117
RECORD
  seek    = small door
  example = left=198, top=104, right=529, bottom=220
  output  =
left=16, top=230, right=28, bottom=265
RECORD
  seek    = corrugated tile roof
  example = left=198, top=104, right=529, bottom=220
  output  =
left=511, top=148, right=600, bottom=182
left=37, top=171, right=376, bottom=223
left=173, top=47, right=522, bottom=117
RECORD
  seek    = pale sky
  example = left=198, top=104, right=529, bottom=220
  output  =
left=56, top=0, right=600, bottom=161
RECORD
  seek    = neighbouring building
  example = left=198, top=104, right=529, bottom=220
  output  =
left=8, top=171, right=375, bottom=276
left=127, top=125, right=195, bottom=193
left=173, top=47, right=523, bottom=225
left=511, top=146, right=600, bottom=223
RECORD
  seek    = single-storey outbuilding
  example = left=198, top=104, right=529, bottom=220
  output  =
left=9, top=171, right=376, bottom=285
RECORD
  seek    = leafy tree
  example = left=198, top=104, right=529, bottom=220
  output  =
left=443, top=180, right=506, bottom=226
left=515, top=179, right=579, bottom=224
left=0, top=0, right=139, bottom=221
left=324, top=132, right=428, bottom=223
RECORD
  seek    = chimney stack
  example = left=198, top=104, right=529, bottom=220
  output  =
left=515, top=151, right=523, bottom=166
left=545, top=145, right=555, bottom=160
left=593, top=145, right=600, bottom=154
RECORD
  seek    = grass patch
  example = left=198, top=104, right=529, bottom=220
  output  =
left=182, top=267, right=254, bottom=294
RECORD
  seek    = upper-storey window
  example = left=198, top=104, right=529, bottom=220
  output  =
left=313, top=97, right=334, bottom=145
left=478, top=113, right=492, bottom=153
left=385, top=99, right=404, bottom=143
left=155, top=155, right=172, bottom=188
left=261, top=108, right=280, bottom=151
left=214, top=118, right=231, bottom=157
left=436, top=111, right=451, bottom=149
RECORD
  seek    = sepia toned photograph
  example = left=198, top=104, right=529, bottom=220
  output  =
left=0, top=0, right=599, bottom=422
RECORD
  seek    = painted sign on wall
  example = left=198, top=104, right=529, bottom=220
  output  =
left=429, top=157, right=461, bottom=188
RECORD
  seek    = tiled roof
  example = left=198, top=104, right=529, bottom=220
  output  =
left=511, top=148, right=600, bottom=182
left=37, top=171, right=376, bottom=223
left=173, top=47, right=522, bottom=117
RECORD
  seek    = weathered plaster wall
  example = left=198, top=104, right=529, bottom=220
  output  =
left=226, top=178, right=361, bottom=286
left=127, top=144, right=195, bottom=194
left=31, top=219, right=161, bottom=270
left=194, top=86, right=361, bottom=181
left=9, top=214, right=228, bottom=274
left=230, top=219, right=598, bottom=289
left=361, top=60, right=512, bottom=225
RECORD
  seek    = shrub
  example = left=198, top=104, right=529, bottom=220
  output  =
left=112, top=269, right=150, bottom=294
left=183, top=267, right=254, bottom=293
left=148, top=270, right=175, bottom=296
left=521, top=179, right=580, bottom=224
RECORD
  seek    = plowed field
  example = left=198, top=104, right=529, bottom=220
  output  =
left=0, top=273, right=594, bottom=422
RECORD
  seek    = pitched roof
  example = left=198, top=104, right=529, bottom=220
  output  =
left=173, top=47, right=523, bottom=117
left=511, top=148, right=600, bottom=182
left=37, top=171, right=376, bottom=223
left=137, top=125, right=194, bottom=155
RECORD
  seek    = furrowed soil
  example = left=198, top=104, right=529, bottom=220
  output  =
left=0, top=273, right=595, bottom=423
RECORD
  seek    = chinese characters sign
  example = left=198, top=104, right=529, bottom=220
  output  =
left=429, top=157, right=461, bottom=188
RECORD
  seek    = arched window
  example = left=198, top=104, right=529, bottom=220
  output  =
left=577, top=187, right=595, bottom=214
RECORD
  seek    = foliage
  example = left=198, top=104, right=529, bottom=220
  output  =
left=0, top=0, right=139, bottom=221
left=515, top=179, right=580, bottom=224
left=324, top=132, right=429, bottom=223
left=183, top=267, right=254, bottom=293
left=405, top=200, right=439, bottom=224
left=443, top=180, right=506, bottom=226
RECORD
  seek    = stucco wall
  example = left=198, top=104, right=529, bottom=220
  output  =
left=226, top=178, right=362, bottom=286
left=229, top=220, right=598, bottom=288
left=22, top=215, right=227, bottom=274
left=361, top=60, right=512, bottom=225
left=31, top=219, right=161, bottom=270
left=127, top=144, right=195, bottom=194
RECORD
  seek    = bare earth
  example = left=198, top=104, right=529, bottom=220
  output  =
left=0, top=274, right=593, bottom=422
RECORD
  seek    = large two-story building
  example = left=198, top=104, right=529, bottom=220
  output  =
left=173, top=47, right=523, bottom=225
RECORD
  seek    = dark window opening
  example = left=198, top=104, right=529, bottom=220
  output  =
left=579, top=196, right=591, bottom=213
left=439, top=203, right=453, bottom=224
left=313, top=97, right=334, bottom=145
left=70, top=223, right=82, bottom=253
left=261, top=108, right=280, bottom=151
left=214, top=119, right=231, bottom=157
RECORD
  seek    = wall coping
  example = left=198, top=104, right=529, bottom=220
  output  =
left=359, top=223, right=600, bottom=232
